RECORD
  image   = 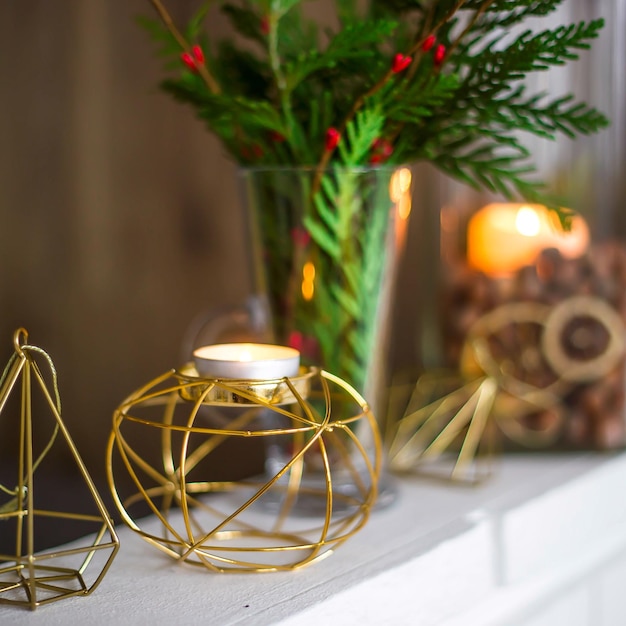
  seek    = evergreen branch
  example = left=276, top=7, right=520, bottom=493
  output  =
left=471, top=0, right=564, bottom=31
left=336, top=0, right=359, bottom=25
left=185, top=2, right=212, bottom=41
left=453, top=19, right=605, bottom=115
left=464, top=0, right=560, bottom=12
left=431, top=146, right=540, bottom=198
left=284, top=20, right=396, bottom=94
left=213, top=41, right=272, bottom=99
left=370, top=0, right=426, bottom=14
left=272, top=0, right=303, bottom=18
left=466, top=19, right=605, bottom=80
left=338, top=106, right=385, bottom=165
left=446, top=0, right=496, bottom=59
left=275, top=4, right=319, bottom=58
left=440, top=84, right=610, bottom=143
left=266, top=2, right=309, bottom=145
left=268, top=10, right=287, bottom=94
left=313, top=0, right=468, bottom=188
left=500, top=92, right=610, bottom=139
left=162, top=80, right=285, bottom=140
left=221, top=3, right=266, bottom=45
left=143, top=0, right=609, bottom=212
left=387, top=74, right=460, bottom=125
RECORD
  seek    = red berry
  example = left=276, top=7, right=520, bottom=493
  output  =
left=288, top=331, right=304, bottom=352
left=180, top=52, right=197, bottom=71
left=381, top=140, right=394, bottom=158
left=325, top=127, right=341, bottom=151
left=370, top=137, right=394, bottom=164
left=434, top=44, right=446, bottom=66
left=269, top=130, right=286, bottom=143
left=241, top=144, right=264, bottom=160
left=290, top=227, right=311, bottom=247
left=260, top=16, right=270, bottom=36
left=392, top=53, right=412, bottom=73
left=192, top=45, right=204, bottom=64
left=422, top=35, right=436, bottom=52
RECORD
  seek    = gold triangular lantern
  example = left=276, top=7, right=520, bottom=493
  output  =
left=0, top=329, right=119, bottom=610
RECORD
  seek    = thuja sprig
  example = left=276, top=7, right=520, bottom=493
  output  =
left=313, top=0, right=466, bottom=181
left=141, top=0, right=609, bottom=214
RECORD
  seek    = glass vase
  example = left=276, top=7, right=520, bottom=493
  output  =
left=224, top=166, right=412, bottom=508
left=239, top=166, right=413, bottom=421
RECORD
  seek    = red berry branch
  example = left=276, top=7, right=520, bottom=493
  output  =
left=149, top=0, right=221, bottom=94
left=313, top=0, right=469, bottom=190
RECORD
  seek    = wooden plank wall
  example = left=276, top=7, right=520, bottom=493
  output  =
left=0, top=2, right=250, bottom=484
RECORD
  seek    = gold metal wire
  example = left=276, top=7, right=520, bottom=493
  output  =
left=0, top=329, right=119, bottom=610
left=106, top=365, right=381, bottom=572
left=389, top=296, right=626, bottom=482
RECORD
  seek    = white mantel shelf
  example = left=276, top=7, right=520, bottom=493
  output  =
left=3, top=453, right=626, bottom=625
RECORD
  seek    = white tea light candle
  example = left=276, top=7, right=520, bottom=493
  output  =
left=193, top=343, right=300, bottom=379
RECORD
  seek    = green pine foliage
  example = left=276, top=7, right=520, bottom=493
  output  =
left=141, top=0, right=609, bottom=209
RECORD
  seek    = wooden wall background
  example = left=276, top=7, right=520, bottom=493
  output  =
left=0, top=1, right=254, bottom=539
left=0, top=1, right=623, bottom=546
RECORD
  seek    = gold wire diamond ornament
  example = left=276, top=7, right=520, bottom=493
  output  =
left=0, top=329, right=119, bottom=610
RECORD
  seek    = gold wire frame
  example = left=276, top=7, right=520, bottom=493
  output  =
left=0, top=329, right=119, bottom=610
left=388, top=372, right=498, bottom=483
left=389, top=297, right=626, bottom=483
left=106, top=365, right=381, bottom=572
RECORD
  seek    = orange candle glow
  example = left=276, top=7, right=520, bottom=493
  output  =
left=467, top=203, right=589, bottom=277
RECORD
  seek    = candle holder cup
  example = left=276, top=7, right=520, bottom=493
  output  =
left=106, top=365, right=381, bottom=572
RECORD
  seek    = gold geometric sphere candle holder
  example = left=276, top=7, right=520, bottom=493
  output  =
left=106, top=365, right=381, bottom=573
left=0, top=329, right=119, bottom=610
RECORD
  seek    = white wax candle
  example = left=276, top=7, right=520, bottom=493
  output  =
left=193, top=343, right=300, bottom=379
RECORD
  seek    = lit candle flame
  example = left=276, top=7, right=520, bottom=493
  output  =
left=390, top=168, right=412, bottom=204
left=515, top=206, right=541, bottom=237
left=238, top=349, right=253, bottom=362
left=302, top=261, right=315, bottom=301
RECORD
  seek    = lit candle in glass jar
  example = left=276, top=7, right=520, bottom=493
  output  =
left=467, top=203, right=589, bottom=277
left=193, top=343, right=300, bottom=379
